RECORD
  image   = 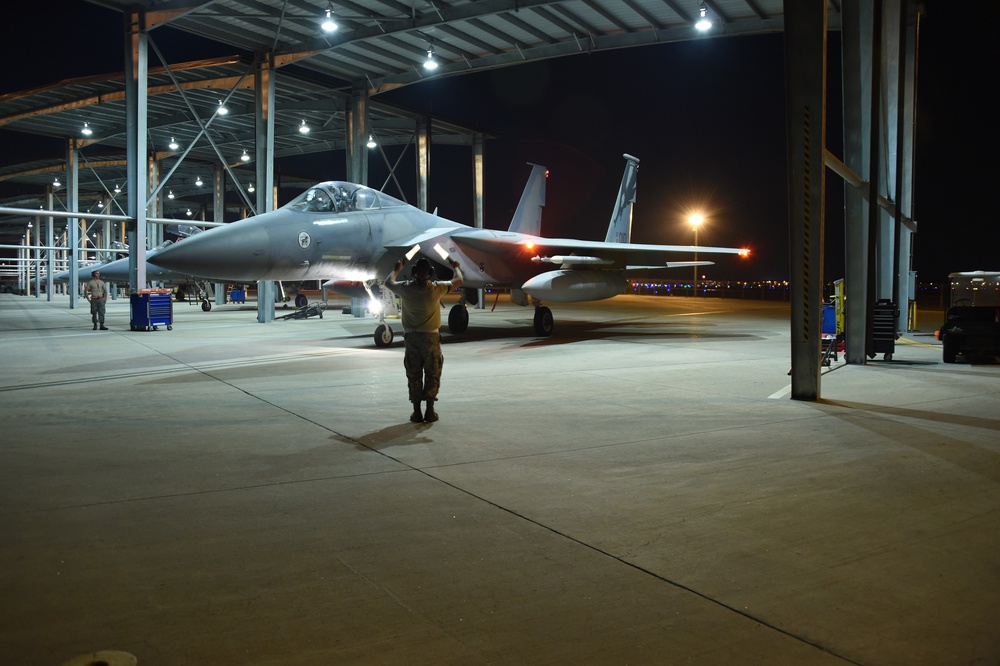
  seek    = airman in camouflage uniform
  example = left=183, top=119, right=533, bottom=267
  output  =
left=385, top=257, right=464, bottom=422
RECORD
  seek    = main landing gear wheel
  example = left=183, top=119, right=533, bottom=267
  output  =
left=942, top=336, right=957, bottom=364
left=201, top=299, right=212, bottom=311
left=295, top=293, right=308, bottom=308
left=533, top=306, right=554, bottom=336
left=374, top=323, right=394, bottom=347
left=448, top=303, right=469, bottom=333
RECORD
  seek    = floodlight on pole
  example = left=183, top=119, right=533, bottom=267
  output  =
left=689, top=213, right=704, bottom=295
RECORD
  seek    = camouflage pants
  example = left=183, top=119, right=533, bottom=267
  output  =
left=89, top=299, right=106, bottom=324
left=403, top=332, right=444, bottom=402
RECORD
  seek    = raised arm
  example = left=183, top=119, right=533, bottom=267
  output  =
left=449, top=259, right=464, bottom=289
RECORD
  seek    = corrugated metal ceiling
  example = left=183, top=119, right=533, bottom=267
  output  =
left=1, top=0, right=844, bottom=240
left=87, top=0, right=840, bottom=93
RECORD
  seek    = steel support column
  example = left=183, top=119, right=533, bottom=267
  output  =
left=214, top=162, right=227, bottom=307
left=472, top=132, right=486, bottom=308
left=416, top=117, right=431, bottom=212
left=347, top=86, right=369, bottom=185
left=841, top=0, right=873, bottom=364
left=255, top=53, right=276, bottom=323
left=784, top=0, right=827, bottom=400
left=32, top=218, right=42, bottom=298
left=45, top=189, right=54, bottom=301
left=864, top=0, right=885, bottom=359
left=894, top=1, right=919, bottom=328
left=66, top=139, right=80, bottom=309
left=125, top=10, right=149, bottom=292
left=147, top=156, right=160, bottom=288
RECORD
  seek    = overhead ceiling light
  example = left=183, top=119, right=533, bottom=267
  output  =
left=168, top=136, right=179, bottom=150
left=320, top=6, right=337, bottom=33
left=299, top=119, right=311, bottom=134
left=97, top=200, right=104, bottom=209
left=27, top=221, right=33, bottom=228
left=367, top=134, right=377, bottom=149
left=167, top=190, right=175, bottom=199
left=247, top=182, right=255, bottom=193
left=113, top=183, right=121, bottom=193
left=53, top=176, right=61, bottom=188
left=695, top=3, right=712, bottom=30
left=195, top=176, right=203, bottom=187
left=423, top=48, right=438, bottom=71
left=218, top=100, right=229, bottom=115
left=186, top=208, right=193, bottom=216
left=240, top=149, right=251, bottom=162
left=81, top=122, right=93, bottom=136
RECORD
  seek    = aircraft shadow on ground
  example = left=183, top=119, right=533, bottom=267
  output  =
left=332, top=319, right=766, bottom=349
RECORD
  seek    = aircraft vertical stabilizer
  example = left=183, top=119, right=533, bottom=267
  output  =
left=604, top=154, right=640, bottom=244
left=507, top=163, right=547, bottom=235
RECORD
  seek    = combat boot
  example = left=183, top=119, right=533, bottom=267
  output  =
left=410, top=401, right=423, bottom=423
left=423, top=400, right=438, bottom=422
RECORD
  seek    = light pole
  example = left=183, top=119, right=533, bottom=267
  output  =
left=689, top=213, right=704, bottom=296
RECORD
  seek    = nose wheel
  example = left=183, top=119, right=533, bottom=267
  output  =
left=374, top=323, right=394, bottom=347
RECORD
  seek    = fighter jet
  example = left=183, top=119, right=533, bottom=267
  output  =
left=50, top=238, right=220, bottom=308
left=152, top=154, right=749, bottom=345
left=50, top=242, right=129, bottom=284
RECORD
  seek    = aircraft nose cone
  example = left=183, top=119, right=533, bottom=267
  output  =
left=154, top=222, right=269, bottom=281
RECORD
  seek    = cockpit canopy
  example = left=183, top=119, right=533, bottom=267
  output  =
left=284, top=182, right=407, bottom=214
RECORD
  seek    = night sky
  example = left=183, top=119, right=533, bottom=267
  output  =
left=1, top=0, right=995, bottom=283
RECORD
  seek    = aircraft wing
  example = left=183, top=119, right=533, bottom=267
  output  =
left=450, top=229, right=746, bottom=271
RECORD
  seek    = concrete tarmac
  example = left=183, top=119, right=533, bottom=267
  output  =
left=0, top=292, right=997, bottom=665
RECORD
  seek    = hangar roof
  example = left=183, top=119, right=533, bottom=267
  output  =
left=86, top=0, right=839, bottom=93
left=1, top=0, right=843, bottom=247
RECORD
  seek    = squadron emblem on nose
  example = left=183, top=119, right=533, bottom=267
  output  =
left=298, top=232, right=311, bottom=249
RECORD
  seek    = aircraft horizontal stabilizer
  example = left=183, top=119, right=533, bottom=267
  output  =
left=630, top=261, right=716, bottom=269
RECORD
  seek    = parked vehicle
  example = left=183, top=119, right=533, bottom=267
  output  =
left=937, top=271, right=1000, bottom=363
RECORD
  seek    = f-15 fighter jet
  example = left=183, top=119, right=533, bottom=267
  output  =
left=152, top=154, right=749, bottom=345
